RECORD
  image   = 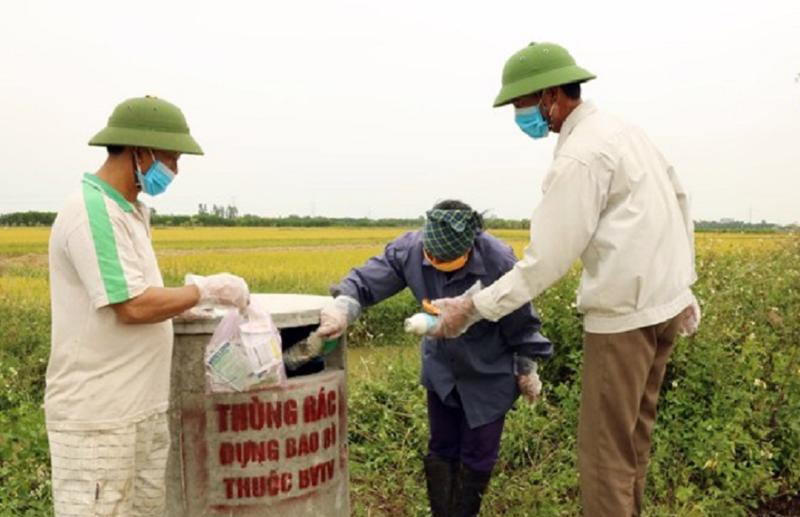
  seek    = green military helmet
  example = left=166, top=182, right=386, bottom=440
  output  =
left=493, top=42, right=596, bottom=108
left=89, top=96, right=203, bottom=155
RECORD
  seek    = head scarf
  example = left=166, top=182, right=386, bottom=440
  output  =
left=422, top=208, right=481, bottom=261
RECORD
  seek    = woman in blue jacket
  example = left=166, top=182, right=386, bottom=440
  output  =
left=318, top=200, right=552, bottom=517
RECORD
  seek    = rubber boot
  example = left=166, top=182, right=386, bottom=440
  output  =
left=424, top=456, right=457, bottom=517
left=450, top=462, right=463, bottom=516
left=454, top=465, right=492, bottom=517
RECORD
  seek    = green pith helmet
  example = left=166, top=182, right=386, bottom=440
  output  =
left=493, top=42, right=596, bottom=108
left=88, top=96, right=204, bottom=155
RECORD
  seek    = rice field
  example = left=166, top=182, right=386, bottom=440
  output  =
left=1, top=227, right=798, bottom=516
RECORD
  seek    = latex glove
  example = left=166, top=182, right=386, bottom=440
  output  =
left=317, top=295, right=361, bottom=339
left=178, top=305, right=220, bottom=321
left=678, top=294, right=701, bottom=337
left=429, top=294, right=482, bottom=338
left=186, top=273, right=249, bottom=311
left=514, top=355, right=542, bottom=403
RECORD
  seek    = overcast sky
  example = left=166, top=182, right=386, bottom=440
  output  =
left=1, top=0, right=798, bottom=223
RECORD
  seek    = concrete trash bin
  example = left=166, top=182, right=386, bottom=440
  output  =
left=166, top=294, right=350, bottom=516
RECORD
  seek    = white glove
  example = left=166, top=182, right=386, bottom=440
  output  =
left=430, top=295, right=483, bottom=338
left=317, top=295, right=360, bottom=339
left=678, top=294, right=701, bottom=337
left=514, top=355, right=542, bottom=403
left=429, top=281, right=484, bottom=338
left=186, top=273, right=250, bottom=311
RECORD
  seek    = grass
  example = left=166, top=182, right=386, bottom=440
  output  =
left=0, top=227, right=798, bottom=516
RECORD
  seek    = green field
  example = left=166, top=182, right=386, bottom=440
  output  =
left=1, top=227, right=798, bottom=516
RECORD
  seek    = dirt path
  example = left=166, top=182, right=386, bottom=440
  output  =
left=753, top=493, right=800, bottom=516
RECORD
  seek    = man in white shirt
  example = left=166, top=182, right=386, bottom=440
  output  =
left=432, top=43, right=700, bottom=516
left=47, top=96, right=249, bottom=516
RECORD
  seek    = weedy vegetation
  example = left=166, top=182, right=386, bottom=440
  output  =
left=0, top=227, right=798, bottom=516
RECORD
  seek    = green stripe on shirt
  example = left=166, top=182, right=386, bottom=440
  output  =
left=82, top=181, right=130, bottom=304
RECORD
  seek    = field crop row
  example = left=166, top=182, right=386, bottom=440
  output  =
left=0, top=228, right=798, bottom=515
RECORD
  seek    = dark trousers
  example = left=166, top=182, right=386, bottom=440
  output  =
left=426, top=390, right=505, bottom=473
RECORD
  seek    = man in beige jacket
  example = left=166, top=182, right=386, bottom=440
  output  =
left=431, top=42, right=700, bottom=516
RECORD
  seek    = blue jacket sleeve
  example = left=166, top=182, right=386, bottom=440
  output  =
left=499, top=304, right=553, bottom=360
left=331, top=239, right=408, bottom=308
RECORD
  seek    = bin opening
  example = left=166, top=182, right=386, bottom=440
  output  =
left=281, top=324, right=326, bottom=377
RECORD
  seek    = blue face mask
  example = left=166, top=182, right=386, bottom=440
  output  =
left=135, top=151, right=176, bottom=196
left=514, top=105, right=550, bottom=139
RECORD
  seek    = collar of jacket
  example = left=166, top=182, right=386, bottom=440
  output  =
left=555, top=100, right=598, bottom=154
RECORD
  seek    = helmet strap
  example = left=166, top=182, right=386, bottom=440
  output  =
left=131, top=148, right=143, bottom=191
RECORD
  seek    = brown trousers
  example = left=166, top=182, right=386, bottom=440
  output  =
left=578, top=314, right=682, bottom=517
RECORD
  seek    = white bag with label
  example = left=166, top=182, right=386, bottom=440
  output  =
left=205, top=302, right=286, bottom=393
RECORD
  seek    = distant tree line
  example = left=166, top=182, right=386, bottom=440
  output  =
left=0, top=210, right=796, bottom=232
left=0, top=208, right=530, bottom=229
left=197, top=203, right=239, bottom=219
left=693, top=219, right=795, bottom=233
left=0, top=211, right=57, bottom=226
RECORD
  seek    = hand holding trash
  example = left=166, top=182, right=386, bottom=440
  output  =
left=678, top=294, right=701, bottom=337
left=285, top=295, right=359, bottom=371
left=428, top=282, right=484, bottom=338
left=186, top=273, right=250, bottom=311
left=283, top=331, right=340, bottom=371
left=317, top=295, right=361, bottom=339
left=514, top=355, right=542, bottom=404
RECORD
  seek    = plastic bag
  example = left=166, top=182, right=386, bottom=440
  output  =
left=205, top=302, right=285, bottom=393
left=283, top=331, right=339, bottom=371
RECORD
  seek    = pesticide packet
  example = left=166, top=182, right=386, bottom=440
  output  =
left=283, top=331, right=339, bottom=370
left=240, top=308, right=284, bottom=385
left=207, top=340, right=253, bottom=392
left=205, top=302, right=286, bottom=393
